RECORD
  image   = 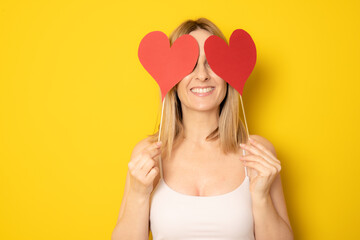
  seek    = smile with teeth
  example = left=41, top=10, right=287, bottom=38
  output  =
left=190, top=87, right=215, bottom=93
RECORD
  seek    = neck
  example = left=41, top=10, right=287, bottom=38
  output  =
left=181, top=106, right=220, bottom=145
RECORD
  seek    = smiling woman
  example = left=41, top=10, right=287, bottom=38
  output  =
left=111, top=18, right=293, bottom=240
left=154, top=18, right=247, bottom=161
left=176, top=29, right=228, bottom=112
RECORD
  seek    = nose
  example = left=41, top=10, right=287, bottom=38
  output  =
left=194, top=61, right=210, bottom=81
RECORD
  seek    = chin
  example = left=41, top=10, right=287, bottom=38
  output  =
left=190, top=105, right=219, bottom=112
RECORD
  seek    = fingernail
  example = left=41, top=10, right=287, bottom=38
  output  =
left=156, top=141, right=162, bottom=146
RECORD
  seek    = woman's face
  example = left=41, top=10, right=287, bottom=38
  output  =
left=176, top=29, right=227, bottom=113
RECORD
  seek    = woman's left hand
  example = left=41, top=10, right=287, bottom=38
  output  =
left=239, top=137, right=281, bottom=200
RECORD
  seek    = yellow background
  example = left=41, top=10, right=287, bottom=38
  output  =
left=1, top=0, right=359, bottom=239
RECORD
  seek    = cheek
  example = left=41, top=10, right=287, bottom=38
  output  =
left=175, top=84, right=186, bottom=103
left=218, top=81, right=227, bottom=93
left=218, top=83, right=228, bottom=101
left=177, top=77, right=191, bottom=97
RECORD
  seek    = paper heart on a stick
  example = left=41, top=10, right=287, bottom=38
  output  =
left=138, top=31, right=199, bottom=101
left=204, top=29, right=257, bottom=96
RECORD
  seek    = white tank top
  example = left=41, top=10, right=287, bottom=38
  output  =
left=150, top=154, right=255, bottom=240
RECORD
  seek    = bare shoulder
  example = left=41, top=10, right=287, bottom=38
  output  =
left=249, top=134, right=277, bottom=157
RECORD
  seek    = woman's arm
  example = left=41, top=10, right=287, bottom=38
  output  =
left=241, top=135, right=293, bottom=240
left=252, top=174, right=293, bottom=240
left=111, top=138, right=161, bottom=240
left=111, top=171, right=150, bottom=240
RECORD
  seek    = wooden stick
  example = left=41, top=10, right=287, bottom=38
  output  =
left=239, top=94, right=250, bottom=177
left=157, top=97, right=165, bottom=179
left=239, top=94, right=250, bottom=142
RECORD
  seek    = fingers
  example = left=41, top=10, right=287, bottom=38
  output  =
left=248, top=137, right=279, bottom=162
left=131, top=142, right=161, bottom=170
left=244, top=161, right=280, bottom=180
left=139, top=157, right=157, bottom=175
left=240, top=142, right=280, bottom=166
left=241, top=154, right=281, bottom=174
left=144, top=141, right=162, bottom=159
left=146, top=166, right=159, bottom=181
left=243, top=161, right=270, bottom=176
left=128, top=141, right=162, bottom=185
left=133, top=141, right=162, bottom=165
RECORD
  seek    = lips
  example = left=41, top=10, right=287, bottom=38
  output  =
left=190, top=86, right=215, bottom=90
left=190, top=86, right=215, bottom=96
left=190, top=87, right=215, bottom=93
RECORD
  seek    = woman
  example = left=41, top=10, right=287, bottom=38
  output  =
left=112, top=18, right=293, bottom=240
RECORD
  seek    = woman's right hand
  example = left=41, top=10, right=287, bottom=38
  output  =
left=127, top=141, right=162, bottom=197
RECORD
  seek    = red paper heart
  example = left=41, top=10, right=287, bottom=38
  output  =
left=138, top=31, right=199, bottom=101
left=204, top=29, right=257, bottom=96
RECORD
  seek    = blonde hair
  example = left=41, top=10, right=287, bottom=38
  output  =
left=148, top=18, right=248, bottom=160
